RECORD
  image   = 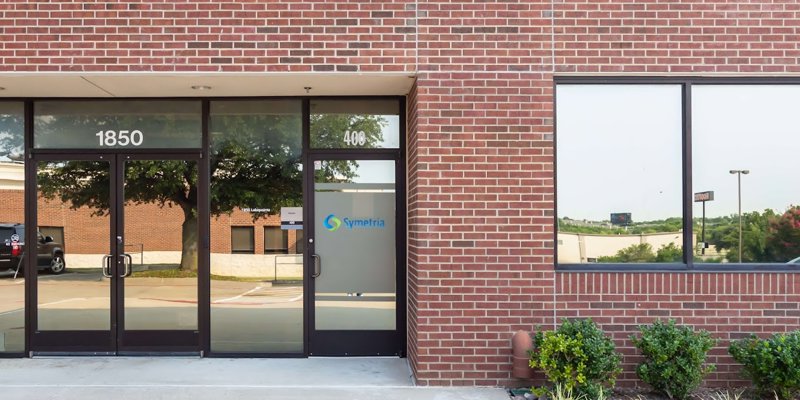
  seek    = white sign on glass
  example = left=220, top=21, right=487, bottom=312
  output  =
left=95, top=130, right=144, bottom=147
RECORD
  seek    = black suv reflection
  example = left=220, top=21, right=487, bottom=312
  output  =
left=0, top=224, right=65, bottom=275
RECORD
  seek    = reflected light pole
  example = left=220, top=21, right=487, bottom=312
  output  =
left=729, top=169, right=749, bottom=263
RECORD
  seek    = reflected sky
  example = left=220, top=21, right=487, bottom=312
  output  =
left=557, top=85, right=682, bottom=221
left=693, top=85, right=800, bottom=218
left=557, top=84, right=800, bottom=222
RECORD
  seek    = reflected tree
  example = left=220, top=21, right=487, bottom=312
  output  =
left=707, top=210, right=777, bottom=263
left=36, top=111, right=386, bottom=271
left=765, top=206, right=800, bottom=262
left=310, top=112, right=385, bottom=183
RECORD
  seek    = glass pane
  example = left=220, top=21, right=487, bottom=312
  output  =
left=0, top=102, right=24, bottom=351
left=37, top=160, right=111, bottom=331
left=231, top=227, right=255, bottom=254
left=39, top=227, right=65, bottom=249
left=310, top=99, right=400, bottom=149
left=693, top=85, right=800, bottom=264
left=294, top=229, right=304, bottom=254
left=264, top=227, right=288, bottom=254
left=124, top=160, right=198, bottom=330
left=314, top=160, right=396, bottom=330
left=209, top=100, right=303, bottom=353
left=34, top=101, right=201, bottom=149
left=556, top=85, right=684, bottom=264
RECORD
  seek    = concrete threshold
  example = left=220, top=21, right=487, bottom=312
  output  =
left=0, top=357, right=509, bottom=400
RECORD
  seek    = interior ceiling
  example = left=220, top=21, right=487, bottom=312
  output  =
left=0, top=73, right=416, bottom=98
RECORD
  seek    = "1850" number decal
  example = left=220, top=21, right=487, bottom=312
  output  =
left=95, top=130, right=144, bottom=147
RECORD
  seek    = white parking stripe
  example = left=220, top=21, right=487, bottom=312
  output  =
left=214, top=286, right=263, bottom=303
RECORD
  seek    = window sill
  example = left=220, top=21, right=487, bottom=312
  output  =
left=556, top=263, right=800, bottom=273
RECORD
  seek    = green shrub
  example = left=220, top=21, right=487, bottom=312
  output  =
left=631, top=319, right=717, bottom=400
left=729, top=331, right=800, bottom=400
left=529, top=319, right=622, bottom=398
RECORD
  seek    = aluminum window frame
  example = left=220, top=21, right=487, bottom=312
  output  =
left=555, top=76, right=800, bottom=272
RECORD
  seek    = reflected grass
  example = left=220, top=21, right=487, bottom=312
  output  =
left=129, top=264, right=301, bottom=282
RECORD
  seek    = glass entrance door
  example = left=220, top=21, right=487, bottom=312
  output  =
left=30, top=154, right=200, bottom=354
left=33, top=157, right=115, bottom=352
left=117, top=156, right=199, bottom=352
left=309, top=159, right=400, bottom=356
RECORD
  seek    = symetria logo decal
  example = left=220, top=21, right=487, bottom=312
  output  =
left=323, top=214, right=342, bottom=232
left=324, top=214, right=385, bottom=232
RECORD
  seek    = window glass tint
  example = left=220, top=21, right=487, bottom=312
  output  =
left=264, top=227, right=288, bottom=254
left=295, top=229, right=304, bottom=254
left=310, top=99, right=400, bottom=149
left=209, top=100, right=303, bottom=353
left=693, top=85, right=800, bottom=264
left=556, top=85, right=683, bottom=264
left=0, top=227, right=13, bottom=242
left=231, top=227, right=254, bottom=254
left=0, top=102, right=24, bottom=352
left=39, top=227, right=64, bottom=249
left=0, top=102, right=23, bottom=160
left=34, top=101, right=201, bottom=149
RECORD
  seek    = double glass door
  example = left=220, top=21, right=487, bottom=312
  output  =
left=30, top=153, right=201, bottom=354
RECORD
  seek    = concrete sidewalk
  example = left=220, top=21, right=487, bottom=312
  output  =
left=0, top=357, right=509, bottom=400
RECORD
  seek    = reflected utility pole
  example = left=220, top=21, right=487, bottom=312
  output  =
left=729, top=170, right=749, bottom=263
left=694, top=191, right=714, bottom=256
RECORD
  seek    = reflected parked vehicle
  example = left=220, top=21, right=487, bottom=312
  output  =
left=0, top=223, right=65, bottom=275
left=788, top=256, right=800, bottom=265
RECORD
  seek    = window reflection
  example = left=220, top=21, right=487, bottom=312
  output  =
left=34, top=101, right=202, bottom=149
left=0, top=102, right=24, bottom=352
left=693, top=85, right=800, bottom=264
left=209, top=100, right=303, bottom=353
left=556, top=85, right=683, bottom=263
left=310, top=100, right=400, bottom=149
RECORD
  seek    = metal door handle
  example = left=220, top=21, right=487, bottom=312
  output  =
left=312, top=254, right=321, bottom=278
left=121, top=253, right=132, bottom=277
left=102, top=255, right=112, bottom=278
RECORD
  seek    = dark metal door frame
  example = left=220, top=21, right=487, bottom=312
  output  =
left=27, top=152, right=205, bottom=355
left=305, top=152, right=406, bottom=356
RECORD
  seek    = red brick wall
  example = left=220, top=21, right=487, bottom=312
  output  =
left=0, top=0, right=416, bottom=73
left=409, top=0, right=556, bottom=386
left=554, top=1, right=800, bottom=74
left=406, top=79, right=420, bottom=380
left=0, top=189, right=295, bottom=255
left=557, top=273, right=800, bottom=386
left=2, top=0, right=800, bottom=388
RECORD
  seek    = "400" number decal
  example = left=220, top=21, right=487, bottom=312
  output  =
left=343, top=130, right=366, bottom=146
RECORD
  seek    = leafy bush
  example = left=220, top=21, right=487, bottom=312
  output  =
left=631, top=320, right=717, bottom=400
left=529, top=319, right=622, bottom=398
left=597, top=243, right=656, bottom=263
left=655, top=243, right=683, bottom=263
left=729, top=331, right=800, bottom=400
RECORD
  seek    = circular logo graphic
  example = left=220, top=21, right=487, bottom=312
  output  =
left=323, top=214, right=342, bottom=232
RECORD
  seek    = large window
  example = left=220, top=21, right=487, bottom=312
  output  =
left=209, top=99, right=303, bottom=353
left=556, top=85, right=683, bottom=264
left=34, top=101, right=202, bottom=149
left=557, top=81, right=800, bottom=268
left=0, top=102, right=24, bottom=353
left=310, top=99, right=400, bottom=149
left=693, top=85, right=800, bottom=265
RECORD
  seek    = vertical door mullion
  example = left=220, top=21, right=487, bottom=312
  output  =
left=110, top=154, right=121, bottom=352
